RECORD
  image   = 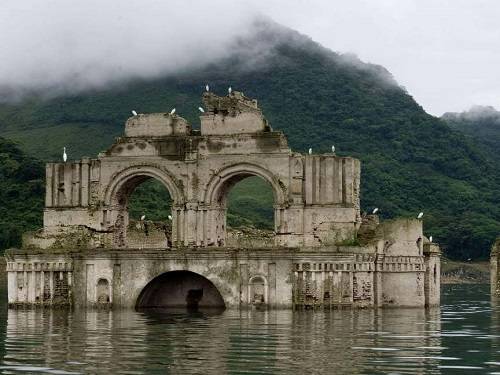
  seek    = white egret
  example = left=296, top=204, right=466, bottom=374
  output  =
left=429, top=236, right=433, bottom=243
left=228, top=86, right=232, bottom=94
left=372, top=208, right=379, bottom=214
left=308, top=148, right=312, bottom=155
left=331, top=145, right=335, bottom=153
left=167, top=215, right=172, bottom=221
left=417, top=212, right=424, bottom=219
left=140, top=214, right=146, bottom=221
left=198, top=107, right=205, bottom=113
left=63, top=147, right=67, bottom=163
left=170, top=108, right=176, bottom=115
left=205, top=84, right=209, bottom=92
left=131, top=110, right=138, bottom=116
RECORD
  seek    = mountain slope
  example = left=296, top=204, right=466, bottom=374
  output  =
left=0, top=137, right=44, bottom=250
left=443, top=106, right=500, bottom=163
left=0, top=20, right=498, bottom=258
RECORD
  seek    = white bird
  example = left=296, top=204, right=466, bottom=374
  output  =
left=140, top=214, right=146, bottom=221
left=417, top=212, right=424, bottom=219
left=167, top=215, right=172, bottom=221
left=63, top=147, right=67, bottom=163
left=308, top=148, right=312, bottom=155
left=429, top=236, right=433, bottom=243
left=170, top=108, right=176, bottom=115
left=372, top=208, right=379, bottom=214
left=331, top=145, right=335, bottom=153
left=198, top=107, right=205, bottom=113
left=228, top=86, right=232, bottom=94
left=205, top=84, right=209, bottom=92
left=131, top=110, right=138, bottom=116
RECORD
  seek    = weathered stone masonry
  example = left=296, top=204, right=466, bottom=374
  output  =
left=6, top=91, right=441, bottom=309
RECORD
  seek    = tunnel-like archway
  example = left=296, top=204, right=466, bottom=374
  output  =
left=136, top=271, right=226, bottom=310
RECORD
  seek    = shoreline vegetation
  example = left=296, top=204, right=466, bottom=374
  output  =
left=0, top=256, right=490, bottom=285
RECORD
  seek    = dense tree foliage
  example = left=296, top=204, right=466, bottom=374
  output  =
left=0, top=22, right=498, bottom=258
left=0, top=137, right=44, bottom=250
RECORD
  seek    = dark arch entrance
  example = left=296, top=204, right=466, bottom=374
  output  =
left=136, top=271, right=225, bottom=310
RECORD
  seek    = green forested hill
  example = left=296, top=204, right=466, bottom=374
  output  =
left=0, top=137, right=44, bottom=250
left=0, top=21, right=499, bottom=259
left=443, top=106, right=500, bottom=163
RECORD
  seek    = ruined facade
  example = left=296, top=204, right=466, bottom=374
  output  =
left=5, top=91, right=441, bottom=309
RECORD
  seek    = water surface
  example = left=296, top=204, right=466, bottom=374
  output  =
left=0, top=284, right=499, bottom=374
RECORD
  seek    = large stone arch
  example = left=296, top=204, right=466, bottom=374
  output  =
left=135, top=270, right=227, bottom=309
left=104, top=165, right=184, bottom=207
left=203, top=162, right=287, bottom=207
left=103, top=165, right=185, bottom=247
left=201, top=163, right=288, bottom=246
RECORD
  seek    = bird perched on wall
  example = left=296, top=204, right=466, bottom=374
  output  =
left=131, top=110, right=138, bottom=116
left=205, top=84, right=209, bottom=92
left=167, top=215, right=172, bottom=221
left=63, top=147, right=67, bottom=163
left=140, top=214, right=146, bottom=221
left=429, top=236, right=433, bottom=242
left=417, top=212, right=424, bottom=219
left=372, top=208, right=379, bottom=214
left=228, top=86, right=232, bottom=94
left=331, top=145, right=335, bottom=153
left=198, top=107, right=205, bottom=113
left=170, top=108, right=176, bottom=115
left=308, top=148, right=312, bottom=155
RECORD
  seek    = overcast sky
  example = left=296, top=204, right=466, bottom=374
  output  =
left=1, top=0, right=499, bottom=115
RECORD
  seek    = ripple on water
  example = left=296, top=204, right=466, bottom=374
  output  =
left=0, top=284, right=497, bottom=374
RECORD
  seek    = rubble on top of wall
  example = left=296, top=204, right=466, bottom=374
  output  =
left=202, top=91, right=259, bottom=115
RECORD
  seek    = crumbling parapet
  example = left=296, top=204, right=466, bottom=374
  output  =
left=491, top=238, right=500, bottom=297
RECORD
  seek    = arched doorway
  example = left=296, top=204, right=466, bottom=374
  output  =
left=204, top=164, right=285, bottom=247
left=109, top=174, right=174, bottom=249
left=136, top=271, right=225, bottom=310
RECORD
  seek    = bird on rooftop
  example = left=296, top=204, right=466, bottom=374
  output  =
left=131, top=110, right=138, bottom=116
left=63, top=147, right=67, bottom=163
left=331, top=145, right=335, bottom=153
left=205, top=84, right=209, bottom=92
left=140, top=214, right=146, bottom=221
left=429, top=236, right=433, bottom=242
left=167, top=215, right=172, bottom=221
left=198, top=107, right=205, bottom=113
left=170, top=108, right=176, bottom=115
left=417, top=212, right=424, bottom=219
left=308, top=148, right=312, bottom=155
left=228, top=86, right=232, bottom=94
left=372, top=208, right=379, bottom=214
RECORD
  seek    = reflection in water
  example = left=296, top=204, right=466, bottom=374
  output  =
left=0, top=285, right=498, bottom=374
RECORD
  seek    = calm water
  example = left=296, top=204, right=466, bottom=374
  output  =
left=0, top=284, right=498, bottom=374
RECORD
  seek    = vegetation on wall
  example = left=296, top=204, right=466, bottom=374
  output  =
left=0, top=21, right=498, bottom=259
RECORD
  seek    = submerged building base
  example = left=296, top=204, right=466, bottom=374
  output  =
left=5, top=241, right=440, bottom=310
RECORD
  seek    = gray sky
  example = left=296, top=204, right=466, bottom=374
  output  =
left=1, top=0, right=499, bottom=115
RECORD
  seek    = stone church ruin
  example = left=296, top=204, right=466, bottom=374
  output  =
left=5, top=91, right=441, bottom=309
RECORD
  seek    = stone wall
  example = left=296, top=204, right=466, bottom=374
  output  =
left=491, top=238, right=500, bottom=297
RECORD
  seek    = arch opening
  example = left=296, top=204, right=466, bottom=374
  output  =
left=210, top=170, right=279, bottom=247
left=113, top=175, right=173, bottom=249
left=136, top=271, right=226, bottom=310
left=249, top=276, right=267, bottom=305
left=96, top=278, right=110, bottom=304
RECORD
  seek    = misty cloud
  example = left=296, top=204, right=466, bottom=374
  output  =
left=0, top=0, right=263, bottom=101
left=1, top=0, right=499, bottom=114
